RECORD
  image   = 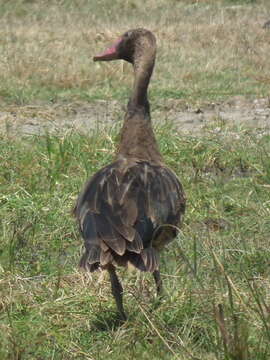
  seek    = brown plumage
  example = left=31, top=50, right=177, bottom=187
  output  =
left=73, top=29, right=186, bottom=320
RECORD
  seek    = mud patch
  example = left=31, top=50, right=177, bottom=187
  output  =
left=1, top=96, right=270, bottom=137
left=0, top=100, right=122, bottom=136
left=161, top=96, right=270, bottom=134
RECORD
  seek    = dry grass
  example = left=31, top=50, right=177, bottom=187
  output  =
left=1, top=0, right=270, bottom=105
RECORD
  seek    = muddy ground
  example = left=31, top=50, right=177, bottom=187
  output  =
left=1, top=96, right=270, bottom=137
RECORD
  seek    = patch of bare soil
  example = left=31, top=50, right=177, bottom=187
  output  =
left=161, top=96, right=270, bottom=134
left=1, top=96, right=270, bottom=137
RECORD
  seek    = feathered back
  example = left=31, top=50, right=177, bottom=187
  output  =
left=74, top=159, right=185, bottom=273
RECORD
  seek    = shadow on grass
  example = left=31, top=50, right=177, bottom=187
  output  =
left=91, top=311, right=127, bottom=331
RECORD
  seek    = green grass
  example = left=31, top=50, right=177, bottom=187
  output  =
left=1, top=1, right=270, bottom=359
left=1, top=124, right=270, bottom=359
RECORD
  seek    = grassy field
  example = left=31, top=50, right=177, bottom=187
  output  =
left=1, top=124, right=270, bottom=359
left=1, top=0, right=270, bottom=106
left=1, top=0, right=270, bottom=359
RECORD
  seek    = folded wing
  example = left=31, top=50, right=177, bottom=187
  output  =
left=74, top=159, right=185, bottom=272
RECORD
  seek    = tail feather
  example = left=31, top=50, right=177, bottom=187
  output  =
left=79, top=252, right=99, bottom=272
left=126, top=232, right=143, bottom=253
left=100, top=250, right=113, bottom=266
left=128, top=247, right=159, bottom=272
left=128, top=253, right=147, bottom=271
left=87, top=245, right=101, bottom=264
left=141, top=248, right=159, bottom=272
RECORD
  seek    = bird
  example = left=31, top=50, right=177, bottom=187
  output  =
left=73, top=28, right=186, bottom=320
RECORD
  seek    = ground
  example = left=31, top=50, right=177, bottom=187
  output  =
left=1, top=96, right=270, bottom=136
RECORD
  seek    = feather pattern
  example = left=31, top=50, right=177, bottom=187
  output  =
left=74, top=159, right=185, bottom=272
left=74, top=28, right=187, bottom=320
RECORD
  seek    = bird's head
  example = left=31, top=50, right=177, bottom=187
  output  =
left=93, top=28, right=156, bottom=65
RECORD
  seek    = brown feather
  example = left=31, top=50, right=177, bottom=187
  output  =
left=141, top=248, right=159, bottom=272
left=126, top=232, right=143, bottom=253
left=100, top=240, right=109, bottom=252
left=95, top=214, right=126, bottom=256
left=87, top=245, right=101, bottom=264
left=74, top=160, right=185, bottom=266
left=121, top=198, right=138, bottom=226
left=100, top=250, right=113, bottom=266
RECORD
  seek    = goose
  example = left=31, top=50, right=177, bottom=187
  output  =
left=73, top=29, right=186, bottom=320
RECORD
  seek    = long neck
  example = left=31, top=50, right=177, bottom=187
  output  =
left=116, top=54, right=163, bottom=164
left=130, top=57, right=154, bottom=107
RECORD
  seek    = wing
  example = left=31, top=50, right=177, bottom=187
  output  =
left=74, top=159, right=185, bottom=272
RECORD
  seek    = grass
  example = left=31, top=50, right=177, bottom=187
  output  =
left=0, top=0, right=270, bottom=105
left=1, top=0, right=270, bottom=359
left=1, top=123, right=270, bottom=359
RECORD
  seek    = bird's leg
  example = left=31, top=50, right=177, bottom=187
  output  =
left=107, top=264, right=127, bottom=321
left=153, top=269, right=163, bottom=296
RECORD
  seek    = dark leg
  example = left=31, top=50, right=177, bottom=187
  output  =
left=153, top=269, right=163, bottom=296
left=107, top=265, right=127, bottom=321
